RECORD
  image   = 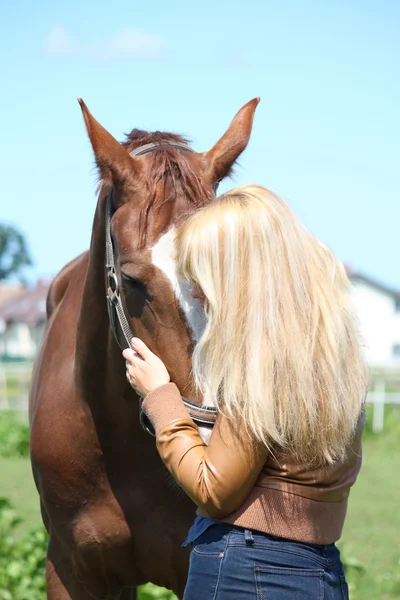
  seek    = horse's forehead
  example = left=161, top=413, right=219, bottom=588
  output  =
left=151, top=227, right=205, bottom=343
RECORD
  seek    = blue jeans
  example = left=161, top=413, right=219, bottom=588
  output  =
left=183, top=524, right=349, bottom=599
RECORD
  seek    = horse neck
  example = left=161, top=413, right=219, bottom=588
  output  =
left=75, top=191, right=119, bottom=392
left=74, top=191, right=157, bottom=445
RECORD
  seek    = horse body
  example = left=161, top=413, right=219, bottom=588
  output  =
left=29, top=99, right=259, bottom=599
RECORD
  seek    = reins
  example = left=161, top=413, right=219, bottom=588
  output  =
left=105, top=141, right=217, bottom=436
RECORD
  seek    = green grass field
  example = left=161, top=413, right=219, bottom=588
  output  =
left=338, top=413, right=400, bottom=600
left=0, top=408, right=399, bottom=600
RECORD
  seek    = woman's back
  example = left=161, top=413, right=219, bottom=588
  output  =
left=219, top=415, right=365, bottom=544
left=125, top=184, right=368, bottom=599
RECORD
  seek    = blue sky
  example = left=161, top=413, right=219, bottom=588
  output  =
left=1, top=0, right=399, bottom=288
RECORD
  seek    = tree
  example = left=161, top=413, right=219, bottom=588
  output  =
left=0, top=224, right=33, bottom=282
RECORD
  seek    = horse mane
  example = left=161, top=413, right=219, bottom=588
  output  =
left=122, top=129, right=212, bottom=245
left=122, top=128, right=190, bottom=151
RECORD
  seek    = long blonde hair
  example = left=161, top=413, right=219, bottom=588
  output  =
left=176, top=185, right=368, bottom=465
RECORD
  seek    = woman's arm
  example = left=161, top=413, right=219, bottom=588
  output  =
left=142, top=383, right=267, bottom=518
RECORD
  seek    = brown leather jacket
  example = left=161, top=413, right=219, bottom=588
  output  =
left=143, top=383, right=363, bottom=544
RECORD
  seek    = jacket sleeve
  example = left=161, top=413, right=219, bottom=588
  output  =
left=142, top=383, right=267, bottom=518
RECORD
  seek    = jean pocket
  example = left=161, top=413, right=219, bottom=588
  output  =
left=192, top=537, right=226, bottom=557
left=255, top=565, right=324, bottom=600
left=192, top=546, right=225, bottom=557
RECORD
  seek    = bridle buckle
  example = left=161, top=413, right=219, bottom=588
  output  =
left=107, top=268, right=120, bottom=305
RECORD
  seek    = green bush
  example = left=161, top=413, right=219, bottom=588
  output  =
left=0, top=413, right=30, bottom=458
left=0, top=497, right=47, bottom=600
left=138, top=584, right=177, bottom=600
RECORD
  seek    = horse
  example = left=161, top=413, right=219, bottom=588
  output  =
left=29, top=97, right=259, bottom=599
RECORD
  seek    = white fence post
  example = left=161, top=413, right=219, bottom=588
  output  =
left=0, top=365, right=8, bottom=410
left=372, top=378, right=386, bottom=433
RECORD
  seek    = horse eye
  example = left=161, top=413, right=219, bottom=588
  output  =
left=121, top=272, right=147, bottom=294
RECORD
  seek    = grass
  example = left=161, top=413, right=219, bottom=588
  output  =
left=338, top=408, right=400, bottom=600
left=0, top=408, right=399, bottom=599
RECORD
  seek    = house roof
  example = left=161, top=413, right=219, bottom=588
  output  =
left=0, top=283, right=26, bottom=308
left=345, top=266, right=400, bottom=300
left=0, top=279, right=51, bottom=326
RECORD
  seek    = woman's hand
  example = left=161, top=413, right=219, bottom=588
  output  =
left=122, top=338, right=170, bottom=397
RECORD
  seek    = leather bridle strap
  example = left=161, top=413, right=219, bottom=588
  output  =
left=104, top=140, right=217, bottom=435
left=105, top=187, right=134, bottom=350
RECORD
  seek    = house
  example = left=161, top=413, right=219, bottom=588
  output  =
left=0, top=282, right=26, bottom=306
left=0, top=279, right=50, bottom=360
left=347, top=268, right=400, bottom=369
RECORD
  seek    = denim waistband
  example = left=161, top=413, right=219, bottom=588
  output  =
left=207, top=523, right=339, bottom=561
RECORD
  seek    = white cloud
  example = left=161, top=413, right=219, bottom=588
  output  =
left=111, top=30, right=163, bottom=56
left=45, top=26, right=74, bottom=54
left=44, top=26, right=165, bottom=58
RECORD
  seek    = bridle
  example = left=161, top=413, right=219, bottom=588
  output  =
left=105, top=140, right=217, bottom=436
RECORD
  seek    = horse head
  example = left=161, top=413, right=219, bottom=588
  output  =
left=78, top=98, right=259, bottom=406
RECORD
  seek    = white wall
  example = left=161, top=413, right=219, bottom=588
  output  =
left=0, top=322, right=41, bottom=359
left=350, top=280, right=400, bottom=367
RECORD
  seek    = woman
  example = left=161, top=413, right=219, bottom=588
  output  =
left=123, top=185, right=368, bottom=599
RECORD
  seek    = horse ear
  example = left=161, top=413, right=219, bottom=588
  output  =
left=202, top=98, right=260, bottom=184
left=78, top=99, right=143, bottom=201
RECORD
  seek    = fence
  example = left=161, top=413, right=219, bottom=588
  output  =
left=0, top=363, right=33, bottom=413
left=0, top=363, right=400, bottom=433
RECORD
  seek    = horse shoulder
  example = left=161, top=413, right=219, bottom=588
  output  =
left=46, top=251, right=89, bottom=317
left=29, top=251, right=89, bottom=430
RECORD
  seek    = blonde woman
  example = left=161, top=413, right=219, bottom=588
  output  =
left=123, top=185, right=368, bottom=600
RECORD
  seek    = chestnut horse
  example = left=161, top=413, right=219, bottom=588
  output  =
left=29, top=97, right=259, bottom=599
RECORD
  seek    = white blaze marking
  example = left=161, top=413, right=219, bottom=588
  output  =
left=151, top=227, right=215, bottom=425
left=151, top=227, right=206, bottom=343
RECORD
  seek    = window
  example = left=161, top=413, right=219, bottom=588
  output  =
left=393, top=344, right=400, bottom=357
